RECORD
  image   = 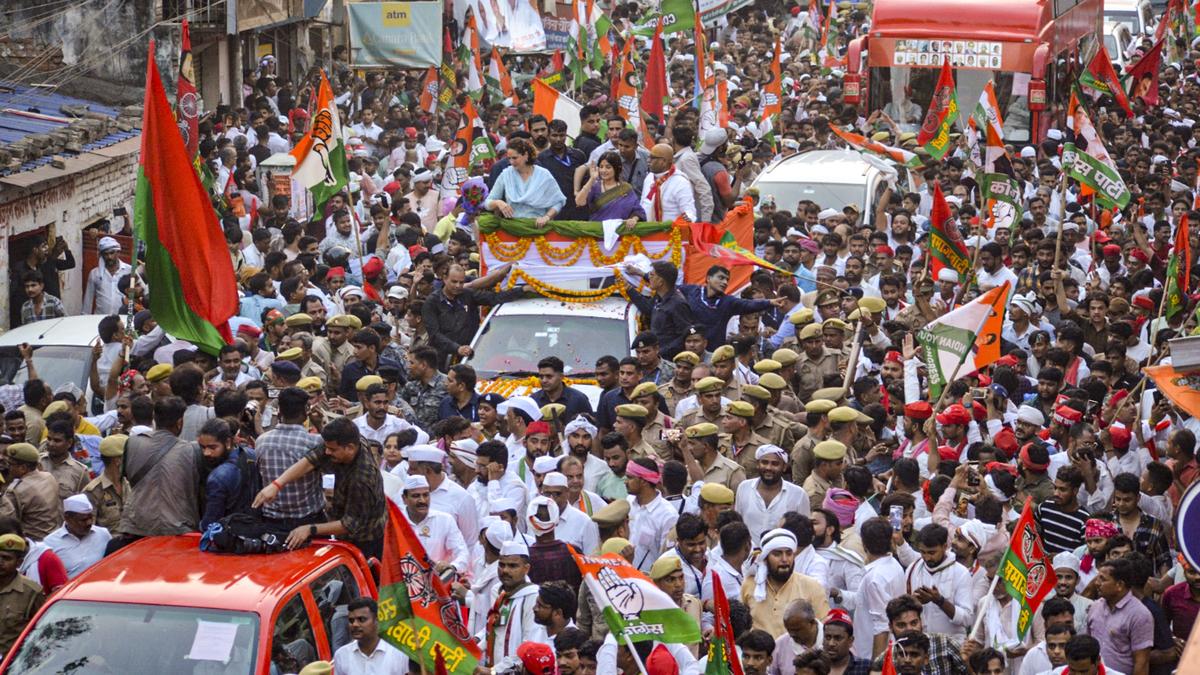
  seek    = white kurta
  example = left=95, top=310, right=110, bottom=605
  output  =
left=555, top=505, right=600, bottom=555
left=628, top=494, right=678, bottom=572
left=481, top=583, right=545, bottom=666
left=902, top=553, right=977, bottom=641
left=735, top=479, right=811, bottom=547
left=430, top=477, right=479, bottom=550
left=853, top=556, right=905, bottom=660
left=407, top=509, right=469, bottom=574
left=43, top=525, right=111, bottom=578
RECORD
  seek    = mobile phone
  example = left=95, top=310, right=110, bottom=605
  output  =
left=971, top=387, right=987, bottom=401
left=967, top=463, right=981, bottom=487
left=1152, top=390, right=1164, bottom=405
left=889, top=505, right=903, bottom=532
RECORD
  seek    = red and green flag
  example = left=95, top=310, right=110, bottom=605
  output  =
left=998, top=498, right=1057, bottom=640
left=917, top=57, right=959, bottom=160
left=705, top=572, right=744, bottom=675
left=1165, top=214, right=1191, bottom=319
left=928, top=182, right=970, bottom=280
left=1079, top=44, right=1132, bottom=117
left=135, top=41, right=236, bottom=355
left=175, top=20, right=200, bottom=160
left=379, top=500, right=481, bottom=674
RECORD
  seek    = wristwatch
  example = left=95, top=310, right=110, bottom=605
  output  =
left=309, top=525, right=318, bottom=538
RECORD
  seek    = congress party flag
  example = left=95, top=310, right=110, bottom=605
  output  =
left=1063, top=90, right=1130, bottom=209
left=290, top=70, right=349, bottom=216
left=486, top=47, right=518, bottom=105
left=573, top=550, right=701, bottom=644
left=917, top=283, right=1008, bottom=399
left=928, top=182, right=971, bottom=280
left=533, top=79, right=583, bottom=138
left=379, top=500, right=481, bottom=674
left=998, top=498, right=1057, bottom=640
left=917, top=57, right=959, bottom=160
left=830, top=123, right=923, bottom=168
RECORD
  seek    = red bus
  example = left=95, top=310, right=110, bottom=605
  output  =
left=845, top=0, right=1104, bottom=145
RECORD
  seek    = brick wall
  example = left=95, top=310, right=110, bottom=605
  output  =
left=0, top=141, right=139, bottom=329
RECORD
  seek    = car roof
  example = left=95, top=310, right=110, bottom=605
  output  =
left=0, top=315, right=107, bottom=348
left=49, top=534, right=364, bottom=615
left=753, top=150, right=891, bottom=185
left=491, top=296, right=632, bottom=320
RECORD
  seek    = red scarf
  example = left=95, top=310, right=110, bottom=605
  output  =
left=484, top=590, right=508, bottom=665
left=646, top=166, right=676, bottom=220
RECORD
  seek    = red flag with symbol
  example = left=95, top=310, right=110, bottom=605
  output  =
left=998, top=498, right=1057, bottom=640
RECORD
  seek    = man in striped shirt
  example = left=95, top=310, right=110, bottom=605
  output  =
left=1036, top=464, right=1090, bottom=555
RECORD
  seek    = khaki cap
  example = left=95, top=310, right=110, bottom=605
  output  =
left=615, top=404, right=648, bottom=419
left=752, top=359, right=782, bottom=375
left=799, top=324, right=823, bottom=341
left=758, top=373, right=787, bottom=390
left=146, top=363, right=173, bottom=383
left=858, top=296, right=886, bottom=314
left=592, top=499, right=631, bottom=526
left=711, top=345, right=735, bottom=363
left=327, top=314, right=363, bottom=329
left=823, top=318, right=850, bottom=332
left=788, top=308, right=816, bottom=326
left=805, top=399, right=837, bottom=414
left=811, top=387, right=845, bottom=402
left=297, top=376, right=324, bottom=393
left=540, top=403, right=567, bottom=420
left=277, top=347, right=303, bottom=362
left=686, top=422, right=719, bottom=438
left=695, top=376, right=725, bottom=394
left=741, top=385, right=770, bottom=401
left=99, top=435, right=128, bottom=458
left=772, top=348, right=799, bottom=366
left=649, top=552, right=682, bottom=580
left=630, top=382, right=659, bottom=399
left=673, top=351, right=701, bottom=365
left=699, top=482, right=734, bottom=505
left=6, top=443, right=39, bottom=464
left=356, top=375, right=384, bottom=391
left=813, top=439, right=848, bottom=460
left=725, top=401, right=755, bottom=418
left=284, top=313, right=313, bottom=327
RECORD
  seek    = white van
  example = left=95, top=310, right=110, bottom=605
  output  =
left=749, top=149, right=899, bottom=224
left=0, top=315, right=108, bottom=393
left=1104, top=0, right=1155, bottom=36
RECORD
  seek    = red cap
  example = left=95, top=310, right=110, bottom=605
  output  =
left=409, top=245, right=428, bottom=257
left=525, top=421, right=552, bottom=437
left=825, top=608, right=853, bottom=628
left=646, top=644, right=679, bottom=675
left=790, top=5, right=802, bottom=14
left=937, top=445, right=960, bottom=461
left=1133, top=295, right=1155, bottom=311
left=326, top=266, right=346, bottom=279
left=977, top=373, right=992, bottom=386
left=993, top=427, right=1018, bottom=458
left=404, top=126, right=418, bottom=139
left=875, top=245, right=895, bottom=256
left=1129, top=248, right=1151, bottom=263
left=1108, top=425, right=1132, bottom=450
left=1109, top=388, right=1130, bottom=409
left=904, top=401, right=933, bottom=420
left=383, top=181, right=402, bottom=195
left=236, top=323, right=262, bottom=338
left=995, top=354, right=1019, bottom=368
left=884, top=350, right=902, bottom=364
left=936, top=403, right=972, bottom=426
left=517, top=643, right=556, bottom=675
left=1053, top=405, right=1083, bottom=426
left=1093, top=230, right=1112, bottom=244
left=363, top=257, right=384, bottom=277
left=971, top=401, right=987, bottom=422
left=1102, top=244, right=1122, bottom=257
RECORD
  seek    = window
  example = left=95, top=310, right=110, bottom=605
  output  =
left=271, top=594, right=317, bottom=673
left=309, top=565, right=361, bottom=653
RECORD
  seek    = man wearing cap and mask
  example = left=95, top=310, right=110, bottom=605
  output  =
left=0, top=533, right=43, bottom=654
left=83, top=237, right=131, bottom=315
left=43, top=494, right=110, bottom=578
left=1, top=442, right=63, bottom=540
left=402, top=474, right=469, bottom=576
left=482, top=539, right=546, bottom=666
left=540, top=469, right=599, bottom=554
left=526, top=495, right=582, bottom=588
left=312, top=314, right=359, bottom=393
left=803, top=439, right=848, bottom=513
left=736, top=443, right=809, bottom=548
left=741, top=527, right=830, bottom=637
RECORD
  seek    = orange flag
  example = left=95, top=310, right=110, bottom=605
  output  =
left=1145, top=365, right=1200, bottom=420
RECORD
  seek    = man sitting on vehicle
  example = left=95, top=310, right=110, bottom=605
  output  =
left=197, top=419, right=259, bottom=531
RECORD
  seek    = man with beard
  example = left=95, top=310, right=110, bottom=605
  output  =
left=532, top=581, right=577, bottom=639
left=196, top=419, right=257, bottom=530
left=485, top=539, right=545, bottom=665
left=740, top=527, right=830, bottom=637
left=679, top=422, right=745, bottom=491
left=880, top=595, right=967, bottom=673
left=625, top=457, right=676, bottom=573
left=903, top=523, right=975, bottom=641
left=1036, top=464, right=1090, bottom=555
left=736, top=444, right=809, bottom=548
left=554, top=628, right=588, bottom=675
left=680, top=265, right=779, bottom=348
left=803, top=439, right=847, bottom=513
left=890, top=632, right=931, bottom=675
left=540, top=471, right=599, bottom=555
left=672, top=513, right=708, bottom=599
left=597, top=433, right=630, bottom=501
left=894, top=402, right=933, bottom=479
left=795, top=322, right=841, bottom=402
left=333, top=597, right=409, bottom=674
left=676, top=376, right=726, bottom=431
left=737, top=629, right=776, bottom=675
left=792, top=399, right=835, bottom=485
left=820, top=609, right=871, bottom=674
left=811, top=507, right=865, bottom=607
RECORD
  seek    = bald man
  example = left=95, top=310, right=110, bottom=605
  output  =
left=641, top=144, right=697, bottom=222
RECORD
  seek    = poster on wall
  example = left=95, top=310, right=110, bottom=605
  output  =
left=456, top=0, right=547, bottom=52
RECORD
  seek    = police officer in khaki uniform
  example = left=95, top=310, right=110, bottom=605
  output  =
left=822, top=318, right=853, bottom=358
left=802, top=439, right=847, bottom=512
left=676, top=376, right=725, bottom=430
left=613, top=404, right=656, bottom=461
left=0, top=443, right=62, bottom=540
left=758, top=373, right=804, bottom=432
left=649, top=552, right=702, bottom=657
left=678, top=422, right=745, bottom=492
left=145, top=363, right=173, bottom=399
left=708, top=345, right=742, bottom=401
left=718, top=401, right=770, bottom=479
left=312, top=314, right=360, bottom=394
left=741, top=385, right=796, bottom=450
left=84, top=435, right=130, bottom=532
left=629, top=383, right=674, bottom=462
left=40, top=420, right=91, bottom=501
left=772, top=347, right=802, bottom=398
left=0, top=533, right=44, bottom=654
left=795, top=323, right=841, bottom=402
left=792, top=398, right=836, bottom=485
left=778, top=307, right=815, bottom=350
left=753, top=360, right=800, bottom=414
left=662, top=351, right=699, bottom=417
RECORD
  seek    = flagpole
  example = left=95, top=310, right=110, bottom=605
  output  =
left=620, top=633, right=651, bottom=675
left=929, top=284, right=1007, bottom=409
left=969, top=573, right=1001, bottom=640
left=347, top=185, right=364, bottom=263
left=950, top=239, right=983, bottom=307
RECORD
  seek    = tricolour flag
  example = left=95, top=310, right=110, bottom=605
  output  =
left=758, top=36, right=783, bottom=143
left=438, top=28, right=457, bottom=111
left=135, top=41, right=237, bottom=355
left=486, top=47, right=518, bottom=105
left=1079, top=44, right=1132, bottom=117
left=441, top=98, right=494, bottom=191
left=631, top=0, right=696, bottom=36
left=290, top=70, right=349, bottom=217
left=379, top=500, right=481, bottom=674
left=1164, top=213, right=1191, bottom=319
left=419, top=67, right=439, bottom=115
left=970, top=82, right=1022, bottom=229
left=566, top=0, right=588, bottom=90
left=817, top=0, right=841, bottom=71
left=917, top=282, right=1008, bottom=400
left=705, top=572, right=744, bottom=675
left=176, top=20, right=200, bottom=160
left=917, top=57, right=959, bottom=160
left=928, top=182, right=971, bottom=280
left=998, top=498, right=1057, bottom=641
left=533, top=79, right=582, bottom=138
left=830, top=123, right=922, bottom=168
left=1063, top=90, right=1130, bottom=209
left=461, top=13, right=485, bottom=100
left=573, top=550, right=702, bottom=644
left=613, top=40, right=650, bottom=147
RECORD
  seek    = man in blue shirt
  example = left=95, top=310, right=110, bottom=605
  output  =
left=438, top=363, right=481, bottom=422
left=197, top=418, right=257, bottom=530
left=532, top=356, right=592, bottom=423
left=679, top=265, right=783, bottom=347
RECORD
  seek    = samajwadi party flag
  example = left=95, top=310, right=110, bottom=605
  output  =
left=1164, top=214, right=1191, bottom=319
left=917, top=283, right=1008, bottom=399
left=1063, top=90, right=1130, bottom=209
left=917, top=57, right=958, bottom=160
left=830, top=123, right=922, bottom=168
left=135, top=41, right=237, bottom=355
left=379, top=500, right=480, bottom=674
left=573, top=550, right=702, bottom=644
left=928, top=182, right=970, bottom=280
left=998, top=498, right=1057, bottom=640
left=533, top=78, right=582, bottom=137
left=1079, top=44, right=1132, bottom=117
left=290, top=70, right=349, bottom=214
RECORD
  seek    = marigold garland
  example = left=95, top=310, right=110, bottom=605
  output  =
left=505, top=267, right=631, bottom=303
left=483, top=227, right=683, bottom=269
left=479, top=376, right=601, bottom=398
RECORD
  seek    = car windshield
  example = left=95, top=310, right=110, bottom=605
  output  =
left=8, top=600, right=260, bottom=674
left=752, top=180, right=864, bottom=215
left=469, top=313, right=627, bottom=378
left=0, top=346, right=91, bottom=390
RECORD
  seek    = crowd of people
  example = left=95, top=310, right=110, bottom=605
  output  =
left=2, top=1, right=1200, bottom=675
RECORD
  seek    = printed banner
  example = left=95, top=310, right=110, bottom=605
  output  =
left=347, top=2, right=442, bottom=68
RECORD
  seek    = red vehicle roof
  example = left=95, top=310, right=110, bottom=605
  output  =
left=869, top=0, right=1052, bottom=42
left=49, top=534, right=373, bottom=614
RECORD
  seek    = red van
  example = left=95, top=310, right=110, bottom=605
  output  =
left=1, top=534, right=378, bottom=674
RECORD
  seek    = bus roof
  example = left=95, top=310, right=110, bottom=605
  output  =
left=870, top=0, right=1051, bottom=42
